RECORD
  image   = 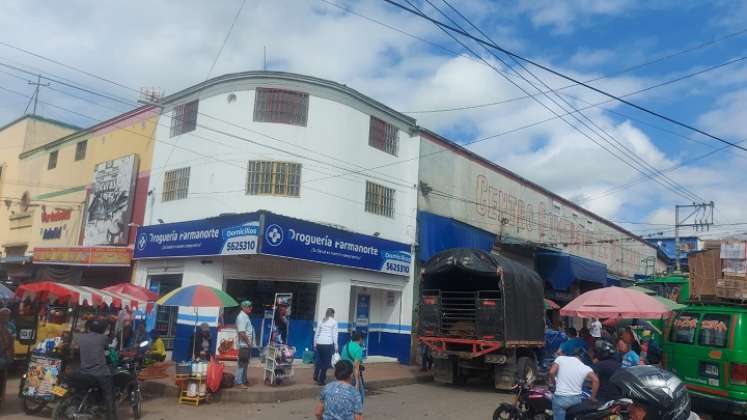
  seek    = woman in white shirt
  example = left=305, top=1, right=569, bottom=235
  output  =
left=313, top=308, right=338, bottom=385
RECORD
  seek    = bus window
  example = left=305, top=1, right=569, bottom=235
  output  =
left=699, top=314, right=730, bottom=348
left=672, top=313, right=699, bottom=344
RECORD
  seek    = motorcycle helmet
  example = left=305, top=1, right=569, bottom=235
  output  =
left=594, top=339, right=616, bottom=360
left=88, top=318, right=108, bottom=334
left=610, top=365, right=690, bottom=420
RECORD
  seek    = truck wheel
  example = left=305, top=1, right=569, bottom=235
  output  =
left=516, top=356, right=538, bottom=385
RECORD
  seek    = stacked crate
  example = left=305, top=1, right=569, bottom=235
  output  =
left=716, top=241, right=747, bottom=300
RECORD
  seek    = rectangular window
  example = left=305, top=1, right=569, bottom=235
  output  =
left=253, top=88, right=309, bottom=127
left=162, top=167, right=190, bottom=202
left=369, top=116, right=399, bottom=156
left=365, top=181, right=395, bottom=218
left=47, top=151, right=58, bottom=170
left=246, top=161, right=301, bottom=197
left=671, top=312, right=699, bottom=344
left=74, top=140, right=87, bottom=161
left=699, top=314, right=730, bottom=348
left=170, top=100, right=199, bottom=137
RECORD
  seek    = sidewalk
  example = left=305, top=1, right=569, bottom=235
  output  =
left=140, top=359, right=433, bottom=404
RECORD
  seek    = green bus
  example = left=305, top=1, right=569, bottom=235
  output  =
left=637, top=274, right=690, bottom=304
left=662, top=303, right=747, bottom=416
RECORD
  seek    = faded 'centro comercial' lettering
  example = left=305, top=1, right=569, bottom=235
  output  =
left=288, top=228, right=379, bottom=255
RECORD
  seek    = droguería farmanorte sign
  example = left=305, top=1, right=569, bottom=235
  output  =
left=134, top=213, right=260, bottom=258
left=261, top=213, right=412, bottom=276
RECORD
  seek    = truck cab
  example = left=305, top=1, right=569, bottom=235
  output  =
left=418, top=248, right=545, bottom=390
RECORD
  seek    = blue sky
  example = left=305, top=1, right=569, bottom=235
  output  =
left=0, top=0, right=745, bottom=237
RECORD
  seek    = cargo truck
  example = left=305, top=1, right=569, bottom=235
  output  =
left=418, top=248, right=545, bottom=390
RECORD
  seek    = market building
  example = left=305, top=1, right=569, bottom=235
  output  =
left=0, top=107, right=158, bottom=287
left=130, top=72, right=420, bottom=362
left=415, top=129, right=668, bottom=311
left=0, top=115, right=80, bottom=286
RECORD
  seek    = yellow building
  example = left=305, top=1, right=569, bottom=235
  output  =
left=1, top=106, right=158, bottom=287
left=0, top=115, right=79, bottom=283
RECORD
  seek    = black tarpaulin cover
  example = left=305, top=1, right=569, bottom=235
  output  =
left=422, top=248, right=545, bottom=343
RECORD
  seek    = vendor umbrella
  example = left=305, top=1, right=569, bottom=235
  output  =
left=544, top=298, right=560, bottom=310
left=156, top=285, right=238, bottom=361
left=0, top=283, right=13, bottom=300
left=560, top=286, right=671, bottom=319
left=104, top=283, right=158, bottom=302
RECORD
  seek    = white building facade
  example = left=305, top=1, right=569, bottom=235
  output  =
left=132, top=72, right=419, bottom=362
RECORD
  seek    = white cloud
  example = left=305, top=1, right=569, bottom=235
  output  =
left=516, top=0, right=635, bottom=34
left=568, top=49, right=616, bottom=68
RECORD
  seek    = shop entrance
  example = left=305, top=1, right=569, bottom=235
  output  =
left=349, top=285, right=406, bottom=362
left=224, top=279, right=318, bottom=351
left=147, top=274, right=182, bottom=350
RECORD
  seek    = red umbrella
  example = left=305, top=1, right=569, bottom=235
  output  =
left=103, top=283, right=158, bottom=302
left=560, top=286, right=671, bottom=319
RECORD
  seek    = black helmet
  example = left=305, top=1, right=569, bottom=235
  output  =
left=89, top=318, right=108, bottom=334
left=594, top=339, right=616, bottom=360
left=611, top=366, right=690, bottom=420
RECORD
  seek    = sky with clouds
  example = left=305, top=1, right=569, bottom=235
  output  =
left=0, top=0, right=745, bottom=239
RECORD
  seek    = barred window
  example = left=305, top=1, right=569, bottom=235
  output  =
left=75, top=140, right=87, bottom=161
left=253, top=88, right=309, bottom=127
left=365, top=181, right=395, bottom=218
left=246, top=161, right=301, bottom=197
left=48, top=151, right=58, bottom=170
left=170, top=100, right=199, bottom=137
left=162, top=167, right=190, bottom=202
left=369, top=116, right=399, bottom=156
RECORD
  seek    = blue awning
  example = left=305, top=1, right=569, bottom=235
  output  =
left=535, top=251, right=607, bottom=291
left=417, top=211, right=495, bottom=262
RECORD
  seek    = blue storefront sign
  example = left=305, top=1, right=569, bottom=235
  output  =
left=261, top=213, right=412, bottom=276
left=133, top=211, right=412, bottom=277
left=134, top=213, right=260, bottom=258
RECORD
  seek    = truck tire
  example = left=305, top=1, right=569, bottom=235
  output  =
left=494, top=363, right=516, bottom=391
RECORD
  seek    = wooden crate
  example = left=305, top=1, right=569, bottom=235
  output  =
left=689, top=249, right=720, bottom=298
left=716, top=276, right=747, bottom=300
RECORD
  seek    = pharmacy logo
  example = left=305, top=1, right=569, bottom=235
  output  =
left=137, top=233, right=147, bottom=251
left=266, top=224, right=284, bottom=247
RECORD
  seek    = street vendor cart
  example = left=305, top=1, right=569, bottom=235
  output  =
left=13, top=281, right=145, bottom=415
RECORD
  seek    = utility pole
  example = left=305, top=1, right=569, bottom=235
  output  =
left=26, top=75, right=50, bottom=116
left=674, top=202, right=714, bottom=272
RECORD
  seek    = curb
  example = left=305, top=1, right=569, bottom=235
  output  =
left=141, top=374, right=434, bottom=404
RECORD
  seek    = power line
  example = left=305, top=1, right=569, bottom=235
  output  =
left=205, top=0, right=247, bottom=80
left=411, top=0, right=705, bottom=203
left=383, top=0, right=747, bottom=154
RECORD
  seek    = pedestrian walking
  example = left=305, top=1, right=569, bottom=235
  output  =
left=314, top=308, right=339, bottom=385
left=341, top=331, right=366, bottom=404
left=548, top=347, right=600, bottom=420
left=234, top=300, right=255, bottom=388
left=315, top=360, right=363, bottom=420
left=0, top=308, right=13, bottom=410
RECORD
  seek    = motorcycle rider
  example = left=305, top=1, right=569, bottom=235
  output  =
left=548, top=346, right=600, bottom=420
left=611, top=365, right=698, bottom=420
left=76, top=317, right=117, bottom=420
left=592, top=340, right=621, bottom=403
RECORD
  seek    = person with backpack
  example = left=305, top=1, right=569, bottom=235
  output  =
left=341, top=331, right=365, bottom=403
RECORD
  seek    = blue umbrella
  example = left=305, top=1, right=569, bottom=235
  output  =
left=0, top=283, right=13, bottom=300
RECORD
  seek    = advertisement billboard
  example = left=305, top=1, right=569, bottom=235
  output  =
left=83, top=154, right=139, bottom=246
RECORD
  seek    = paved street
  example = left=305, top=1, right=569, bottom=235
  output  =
left=2, top=382, right=512, bottom=420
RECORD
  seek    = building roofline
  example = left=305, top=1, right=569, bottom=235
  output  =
left=19, top=105, right=156, bottom=159
left=160, top=70, right=417, bottom=128
left=418, top=127, right=659, bottom=253
left=0, top=114, right=80, bottom=135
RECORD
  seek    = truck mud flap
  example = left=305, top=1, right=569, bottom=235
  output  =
left=434, top=358, right=457, bottom=384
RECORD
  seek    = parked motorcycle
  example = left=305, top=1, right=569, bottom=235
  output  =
left=52, top=341, right=148, bottom=420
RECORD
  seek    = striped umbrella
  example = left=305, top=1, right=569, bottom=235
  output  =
left=156, top=285, right=238, bottom=308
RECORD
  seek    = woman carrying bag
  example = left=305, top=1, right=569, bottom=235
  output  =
left=341, top=331, right=366, bottom=404
left=313, top=308, right=338, bottom=386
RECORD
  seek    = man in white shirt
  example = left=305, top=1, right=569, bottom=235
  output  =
left=549, top=349, right=600, bottom=420
left=234, top=300, right=255, bottom=388
left=589, top=318, right=602, bottom=340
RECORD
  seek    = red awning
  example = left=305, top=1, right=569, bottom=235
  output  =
left=16, top=281, right=144, bottom=309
